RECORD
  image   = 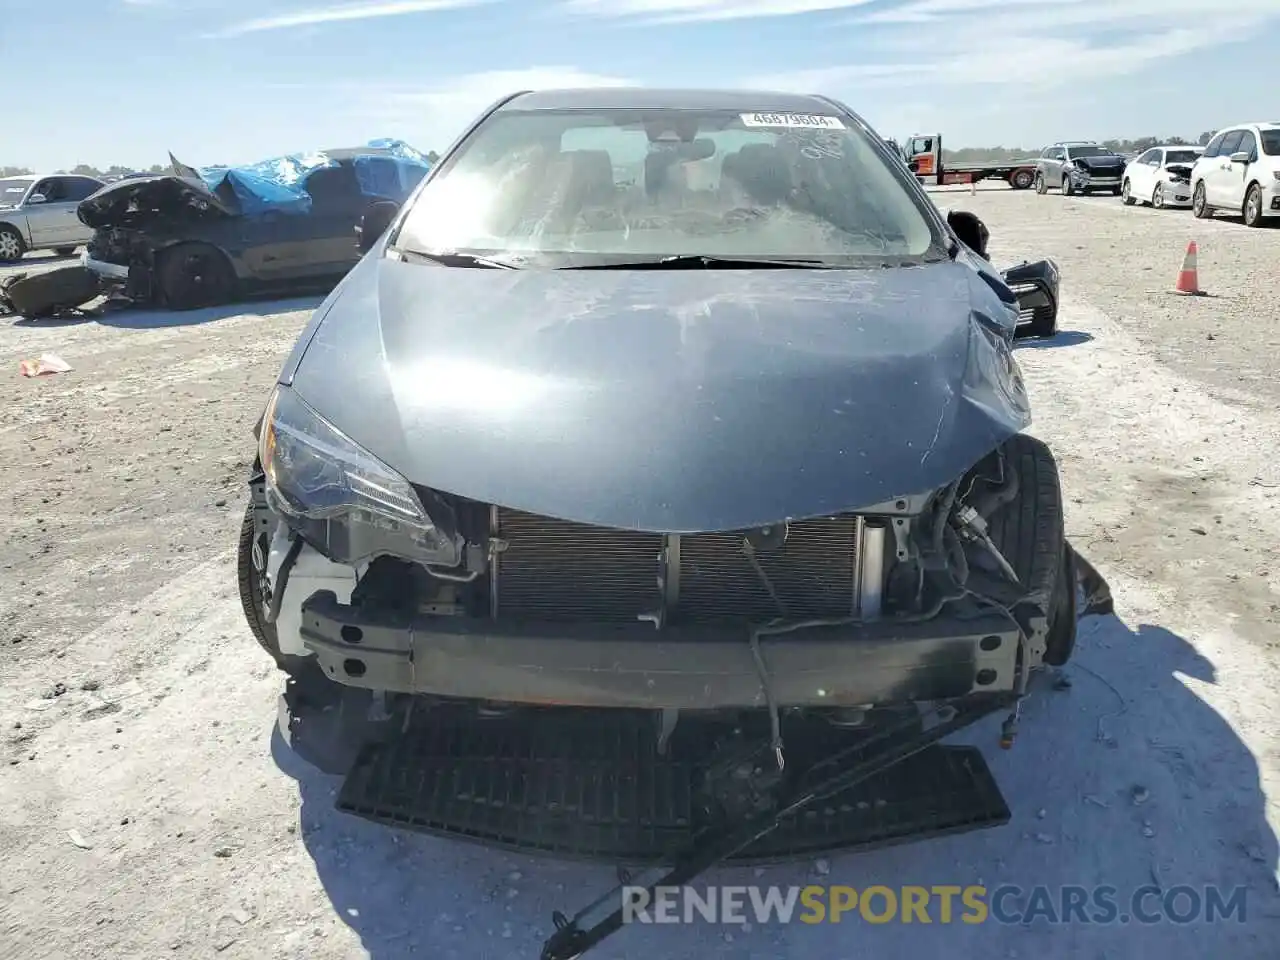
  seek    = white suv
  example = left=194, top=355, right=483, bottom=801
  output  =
left=1190, top=122, right=1280, bottom=227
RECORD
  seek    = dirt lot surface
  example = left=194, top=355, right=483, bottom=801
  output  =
left=2, top=189, right=1279, bottom=959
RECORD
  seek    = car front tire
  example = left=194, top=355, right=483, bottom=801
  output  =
left=1192, top=181, right=1212, bottom=219
left=1243, top=183, right=1264, bottom=227
left=1121, top=179, right=1135, bottom=205
left=0, top=225, right=26, bottom=263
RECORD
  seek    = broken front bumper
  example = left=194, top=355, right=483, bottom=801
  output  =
left=81, top=252, right=129, bottom=281
left=297, top=590, right=1022, bottom=709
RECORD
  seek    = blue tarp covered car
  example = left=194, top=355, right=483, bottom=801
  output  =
left=77, top=139, right=432, bottom=310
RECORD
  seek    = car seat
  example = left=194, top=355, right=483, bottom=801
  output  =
left=731, top=144, right=792, bottom=206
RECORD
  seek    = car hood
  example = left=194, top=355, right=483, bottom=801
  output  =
left=286, top=255, right=1031, bottom=532
left=1076, top=155, right=1125, bottom=168
left=77, top=175, right=235, bottom=229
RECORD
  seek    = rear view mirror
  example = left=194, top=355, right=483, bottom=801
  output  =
left=1229, top=151, right=1251, bottom=164
left=1002, top=259, right=1060, bottom=339
left=356, top=200, right=400, bottom=254
left=947, top=210, right=989, bottom=260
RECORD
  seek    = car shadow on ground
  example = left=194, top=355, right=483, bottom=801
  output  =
left=273, top=607, right=1278, bottom=959
left=93, top=293, right=326, bottom=329
left=1015, top=330, right=1095, bottom=350
left=9, top=312, right=97, bottom=329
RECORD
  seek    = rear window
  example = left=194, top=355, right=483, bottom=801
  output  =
left=397, top=106, right=944, bottom=267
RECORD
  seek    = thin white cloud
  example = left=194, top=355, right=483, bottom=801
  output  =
left=359, top=67, right=635, bottom=149
left=751, top=0, right=1279, bottom=95
left=214, top=0, right=490, bottom=37
left=561, top=0, right=877, bottom=24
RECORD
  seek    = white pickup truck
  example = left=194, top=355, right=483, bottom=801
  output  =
left=0, top=173, right=106, bottom=263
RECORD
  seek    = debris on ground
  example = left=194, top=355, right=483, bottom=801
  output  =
left=67, top=830, right=93, bottom=850
left=1, top=266, right=103, bottom=319
left=19, top=353, right=73, bottom=378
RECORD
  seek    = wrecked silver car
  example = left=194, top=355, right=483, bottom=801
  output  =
left=236, top=88, right=1106, bottom=959
left=77, top=143, right=431, bottom=310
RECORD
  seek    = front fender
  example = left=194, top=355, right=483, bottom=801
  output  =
left=0, top=216, right=31, bottom=242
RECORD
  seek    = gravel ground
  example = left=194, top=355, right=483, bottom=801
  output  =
left=2, top=190, right=1279, bottom=959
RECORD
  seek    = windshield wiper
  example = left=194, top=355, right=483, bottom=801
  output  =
left=396, top=249, right=519, bottom=270
left=564, top=254, right=832, bottom=270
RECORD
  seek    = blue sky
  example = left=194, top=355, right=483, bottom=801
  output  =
left=7, top=0, right=1279, bottom=170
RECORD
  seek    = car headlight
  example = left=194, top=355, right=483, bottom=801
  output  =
left=259, top=385, right=461, bottom=567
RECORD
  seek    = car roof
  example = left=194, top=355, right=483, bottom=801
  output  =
left=1153, top=144, right=1202, bottom=150
left=499, top=87, right=842, bottom=114
left=1216, top=121, right=1280, bottom=132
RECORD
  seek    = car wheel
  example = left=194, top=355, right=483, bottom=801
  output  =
left=1121, top=179, right=1135, bottom=205
left=1243, top=183, right=1264, bottom=227
left=1152, top=183, right=1165, bottom=209
left=1010, top=169, right=1035, bottom=190
left=982, top=434, right=1074, bottom=667
left=1192, top=181, right=1212, bottom=219
left=54, top=246, right=77, bottom=257
left=1061, top=176, right=1074, bottom=196
left=237, top=502, right=289, bottom=669
left=157, top=241, right=235, bottom=310
left=1034, top=172, right=1047, bottom=195
left=1043, top=543, right=1079, bottom=667
left=0, top=225, right=26, bottom=263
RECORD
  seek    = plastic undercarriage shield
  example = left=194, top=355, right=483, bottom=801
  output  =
left=335, top=706, right=1010, bottom=863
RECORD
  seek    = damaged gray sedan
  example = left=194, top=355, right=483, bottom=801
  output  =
left=237, top=88, right=1106, bottom=959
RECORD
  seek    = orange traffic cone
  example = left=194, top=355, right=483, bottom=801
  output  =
left=1172, top=240, right=1205, bottom=296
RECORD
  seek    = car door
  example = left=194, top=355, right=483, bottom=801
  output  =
left=1219, top=129, right=1258, bottom=211
left=237, top=165, right=367, bottom=284
left=61, top=177, right=106, bottom=244
left=1039, top=147, right=1063, bottom=186
left=22, top=177, right=77, bottom=247
left=1204, top=130, right=1244, bottom=207
left=1129, top=148, right=1159, bottom=197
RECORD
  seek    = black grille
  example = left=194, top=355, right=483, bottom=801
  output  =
left=678, top=517, right=858, bottom=622
left=492, top=510, right=860, bottom=624
left=337, top=708, right=1010, bottom=863
left=495, top=510, right=664, bottom=622
left=1008, top=282, right=1055, bottom=328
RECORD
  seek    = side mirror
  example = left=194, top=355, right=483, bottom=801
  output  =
left=26, top=193, right=47, bottom=205
left=1229, top=151, right=1251, bottom=164
left=355, top=200, right=400, bottom=254
left=947, top=209, right=989, bottom=260
left=1002, top=259, right=1060, bottom=339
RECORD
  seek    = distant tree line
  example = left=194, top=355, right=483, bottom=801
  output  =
left=6, top=136, right=1215, bottom=178
left=941, top=131, right=1218, bottom=163
left=1, top=151, right=444, bottom=180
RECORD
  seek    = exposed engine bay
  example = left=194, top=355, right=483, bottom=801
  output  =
left=250, top=436, right=1109, bottom=736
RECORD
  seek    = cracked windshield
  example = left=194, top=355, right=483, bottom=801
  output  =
left=398, top=109, right=938, bottom=264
